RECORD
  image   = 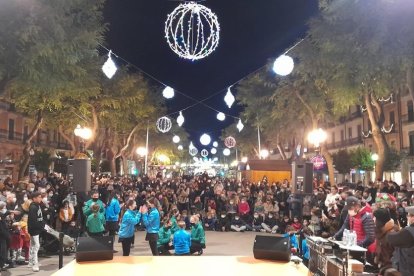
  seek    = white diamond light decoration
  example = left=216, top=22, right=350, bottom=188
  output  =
left=178, top=145, right=183, bottom=151
left=224, top=136, right=236, bottom=148
left=200, top=133, right=211, bottom=146
left=211, top=148, right=217, bottom=155
left=163, top=86, right=175, bottom=99
left=213, top=141, right=218, bottom=147
left=224, top=87, right=235, bottom=108
left=223, top=148, right=231, bottom=156
left=172, top=135, right=180, bottom=143
left=201, top=149, right=208, bottom=157
left=102, top=50, right=117, bottom=79
left=237, top=119, right=244, bottom=132
left=165, top=2, right=220, bottom=61
left=156, top=117, right=172, bottom=133
left=177, top=111, right=185, bottom=127
left=273, top=55, right=294, bottom=76
left=217, top=112, right=226, bottom=121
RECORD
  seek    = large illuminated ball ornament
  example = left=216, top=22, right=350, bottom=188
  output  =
left=189, top=147, right=198, bottom=156
left=223, top=148, right=231, bottom=156
left=201, top=149, right=209, bottom=157
left=172, top=135, right=180, bottom=143
left=178, top=145, right=184, bottom=151
left=211, top=148, right=217, bottom=155
left=217, top=112, right=226, bottom=121
left=213, top=141, right=218, bottom=148
left=163, top=86, right=175, bottom=99
left=224, top=136, right=236, bottom=148
left=156, top=117, right=172, bottom=133
left=165, top=2, right=220, bottom=61
left=200, top=133, right=211, bottom=146
left=273, top=55, right=294, bottom=76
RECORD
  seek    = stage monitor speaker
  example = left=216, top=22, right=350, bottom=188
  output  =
left=76, top=236, right=114, bottom=262
left=253, top=235, right=291, bottom=262
left=67, top=159, right=91, bottom=192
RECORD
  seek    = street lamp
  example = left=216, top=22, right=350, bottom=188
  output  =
left=307, top=128, right=327, bottom=149
left=74, top=124, right=92, bottom=156
left=260, top=149, right=269, bottom=159
left=371, top=153, right=379, bottom=162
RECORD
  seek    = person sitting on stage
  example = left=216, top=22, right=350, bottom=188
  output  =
left=283, top=225, right=299, bottom=254
left=189, top=215, right=206, bottom=255
left=86, top=203, right=106, bottom=237
left=158, top=217, right=173, bottom=255
left=118, top=199, right=141, bottom=256
left=373, top=208, right=398, bottom=276
left=230, top=214, right=247, bottom=232
left=261, top=212, right=279, bottom=234
left=332, top=196, right=375, bottom=249
left=173, top=221, right=191, bottom=255
left=251, top=212, right=264, bottom=232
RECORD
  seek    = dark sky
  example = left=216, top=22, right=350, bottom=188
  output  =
left=104, top=0, right=319, bottom=147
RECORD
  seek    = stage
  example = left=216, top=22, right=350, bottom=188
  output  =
left=52, top=256, right=310, bottom=276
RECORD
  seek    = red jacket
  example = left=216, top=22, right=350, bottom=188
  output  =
left=238, top=202, right=250, bottom=215
left=348, top=206, right=375, bottom=251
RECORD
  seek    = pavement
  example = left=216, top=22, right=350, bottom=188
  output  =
left=2, top=231, right=269, bottom=276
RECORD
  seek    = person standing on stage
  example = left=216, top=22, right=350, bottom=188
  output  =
left=118, top=199, right=141, bottom=256
left=173, top=221, right=191, bottom=255
left=189, top=215, right=206, bottom=255
left=140, top=197, right=160, bottom=256
left=332, top=196, right=375, bottom=249
left=27, top=192, right=45, bottom=272
left=387, top=206, right=414, bottom=276
left=105, top=191, right=121, bottom=236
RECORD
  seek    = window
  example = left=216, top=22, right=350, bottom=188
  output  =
left=390, top=111, right=395, bottom=125
left=408, top=101, right=414, bottom=122
left=357, top=125, right=362, bottom=138
left=348, top=127, right=353, bottom=139
left=23, top=126, right=29, bottom=141
left=410, top=132, right=414, bottom=155
left=8, top=119, right=15, bottom=140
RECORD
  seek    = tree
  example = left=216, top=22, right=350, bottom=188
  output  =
left=0, top=0, right=106, bottom=179
left=350, top=147, right=375, bottom=172
left=332, top=149, right=352, bottom=175
left=32, top=149, right=53, bottom=175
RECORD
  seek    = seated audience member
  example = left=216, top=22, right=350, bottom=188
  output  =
left=190, top=215, right=206, bottom=255
left=230, top=214, right=247, bottom=232
left=251, top=212, right=264, bottom=232
left=158, top=218, right=173, bottom=255
left=238, top=197, right=250, bottom=221
left=291, top=216, right=302, bottom=232
left=217, top=212, right=230, bottom=232
left=173, top=221, right=191, bottom=255
left=203, top=211, right=217, bottom=231
left=278, top=215, right=290, bottom=234
left=262, top=212, right=279, bottom=234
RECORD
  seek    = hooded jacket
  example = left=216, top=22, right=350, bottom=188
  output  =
left=28, top=202, right=45, bottom=236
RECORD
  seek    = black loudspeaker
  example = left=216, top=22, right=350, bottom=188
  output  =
left=76, top=236, right=114, bottom=262
left=292, top=161, right=314, bottom=194
left=253, top=235, right=291, bottom=262
left=67, top=159, right=91, bottom=192
left=304, top=162, right=314, bottom=194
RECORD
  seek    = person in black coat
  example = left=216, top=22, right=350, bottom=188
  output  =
left=27, top=192, right=45, bottom=272
left=0, top=202, right=11, bottom=271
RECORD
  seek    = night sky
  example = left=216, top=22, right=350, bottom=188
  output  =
left=104, top=0, right=319, bottom=146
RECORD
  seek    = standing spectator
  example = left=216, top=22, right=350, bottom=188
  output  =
left=118, top=199, right=141, bottom=256
left=140, top=197, right=160, bottom=256
left=28, top=192, right=45, bottom=272
left=189, top=215, right=206, bottom=255
left=59, top=201, right=73, bottom=234
left=173, top=221, right=191, bottom=255
left=0, top=202, right=11, bottom=271
left=86, top=204, right=105, bottom=237
left=373, top=208, right=396, bottom=275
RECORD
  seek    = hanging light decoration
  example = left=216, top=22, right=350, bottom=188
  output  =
left=200, top=133, right=211, bottom=146
left=102, top=50, right=117, bottom=79
left=165, top=2, right=220, bottom=61
left=189, top=146, right=198, bottom=156
left=213, top=141, right=218, bottom=148
left=224, top=87, right=235, bottom=108
left=163, top=86, right=175, bottom=99
left=178, top=145, right=183, bottom=151
left=273, top=55, right=294, bottom=76
left=217, top=112, right=226, bottom=121
left=172, top=135, right=180, bottom=143
left=211, top=148, right=217, bottom=155
left=156, top=117, right=172, bottom=133
left=201, top=149, right=209, bottom=157
left=236, top=119, right=244, bottom=132
left=177, top=111, right=185, bottom=127
left=224, top=136, right=236, bottom=148
left=223, top=148, right=231, bottom=156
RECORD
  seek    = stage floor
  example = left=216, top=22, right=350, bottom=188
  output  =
left=52, top=256, right=309, bottom=276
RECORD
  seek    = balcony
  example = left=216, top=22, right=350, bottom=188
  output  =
left=0, top=129, right=23, bottom=144
left=326, top=137, right=363, bottom=150
left=402, top=113, right=414, bottom=125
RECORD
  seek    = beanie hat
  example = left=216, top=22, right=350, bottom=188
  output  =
left=373, top=208, right=391, bottom=228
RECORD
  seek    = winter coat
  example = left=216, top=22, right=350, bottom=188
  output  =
left=28, top=202, right=45, bottom=236
left=105, top=198, right=121, bottom=222
left=118, top=209, right=141, bottom=239
left=375, top=219, right=396, bottom=274
left=142, top=208, right=160, bottom=234
left=173, top=229, right=191, bottom=255
left=191, top=222, right=205, bottom=245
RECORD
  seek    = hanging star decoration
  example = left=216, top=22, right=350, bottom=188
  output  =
left=177, top=111, right=185, bottom=127
left=102, top=50, right=117, bottom=79
left=224, top=87, right=235, bottom=108
left=165, top=2, right=220, bottom=61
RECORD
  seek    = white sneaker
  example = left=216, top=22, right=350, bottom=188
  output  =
left=28, top=263, right=41, bottom=268
left=32, top=266, right=39, bottom=272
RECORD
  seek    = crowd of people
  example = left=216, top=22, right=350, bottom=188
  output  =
left=0, top=172, right=413, bottom=275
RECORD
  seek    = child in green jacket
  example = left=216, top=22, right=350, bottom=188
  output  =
left=86, top=203, right=106, bottom=237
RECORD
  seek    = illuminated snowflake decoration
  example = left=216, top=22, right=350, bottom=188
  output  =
left=224, top=136, right=236, bottom=148
left=165, top=2, right=220, bottom=61
left=156, top=117, right=172, bottom=133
